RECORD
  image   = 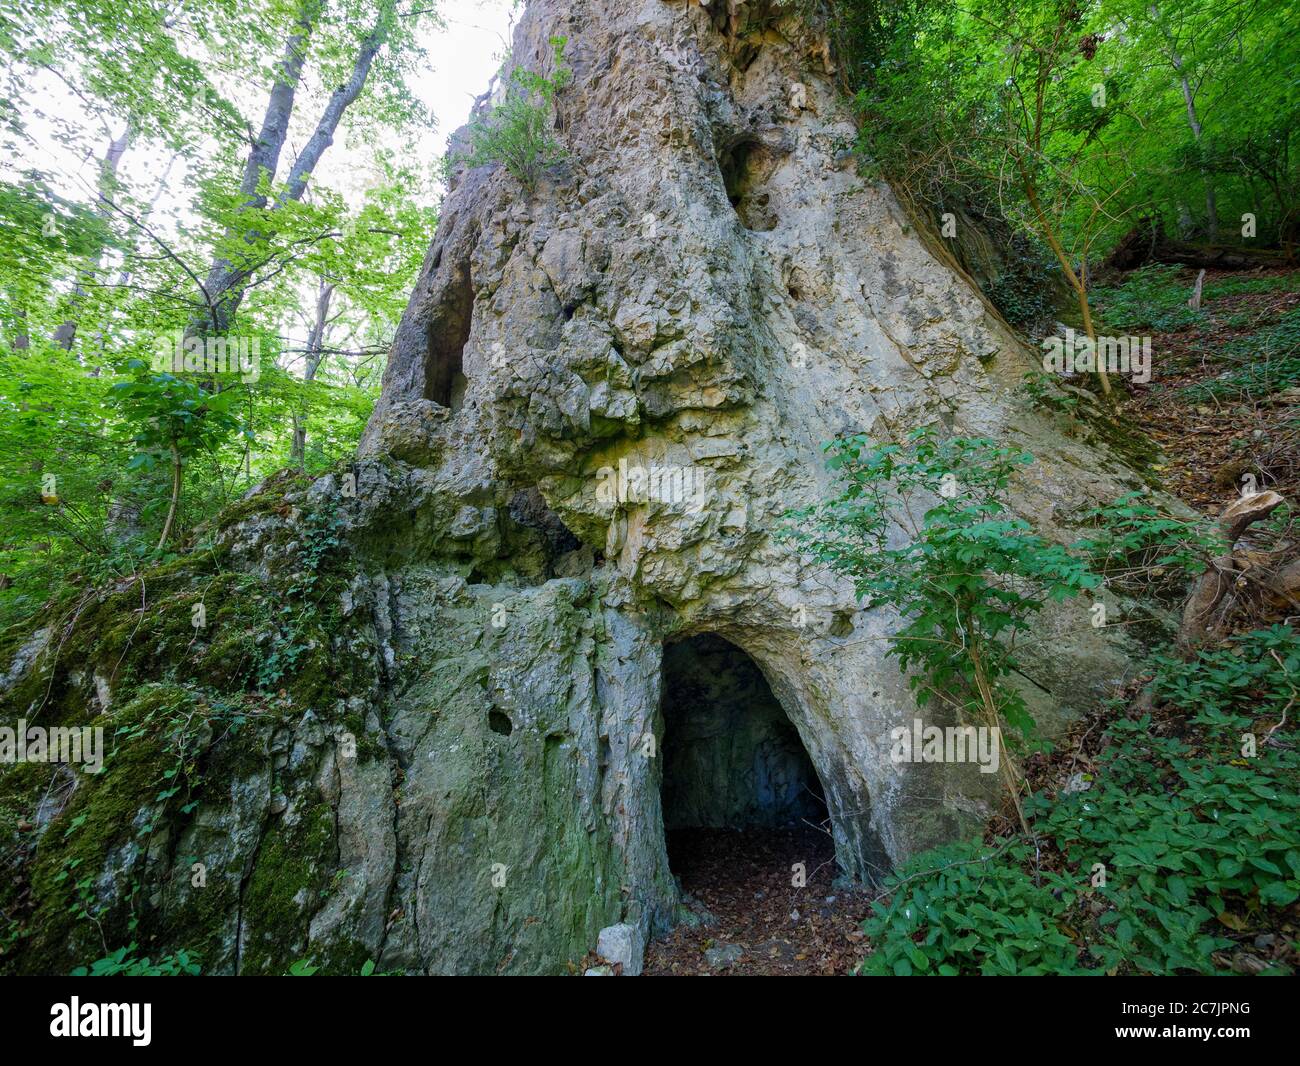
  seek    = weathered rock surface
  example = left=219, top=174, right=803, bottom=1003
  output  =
left=596, top=922, right=645, bottom=975
left=357, top=0, right=1145, bottom=905
left=1, top=0, right=1157, bottom=976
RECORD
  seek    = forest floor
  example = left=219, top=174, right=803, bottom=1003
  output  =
left=1105, top=264, right=1300, bottom=514
left=642, top=826, right=871, bottom=976
left=643, top=264, right=1300, bottom=977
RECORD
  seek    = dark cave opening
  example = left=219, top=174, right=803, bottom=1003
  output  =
left=659, top=634, right=830, bottom=885
left=646, top=634, right=866, bottom=973
left=506, top=487, right=585, bottom=577
left=424, top=268, right=473, bottom=411
left=717, top=138, right=777, bottom=232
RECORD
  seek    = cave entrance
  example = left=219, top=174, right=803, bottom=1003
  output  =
left=652, top=633, right=851, bottom=972
left=718, top=138, right=778, bottom=232
left=660, top=634, right=826, bottom=834
left=650, top=633, right=856, bottom=972
left=423, top=266, right=473, bottom=412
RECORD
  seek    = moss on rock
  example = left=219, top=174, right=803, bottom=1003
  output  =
left=0, top=476, right=383, bottom=974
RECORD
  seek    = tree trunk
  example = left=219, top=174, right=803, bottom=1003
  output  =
left=281, top=3, right=396, bottom=204
left=200, top=0, right=395, bottom=336
left=290, top=278, right=335, bottom=466
left=1020, top=169, right=1112, bottom=396
left=156, top=441, right=182, bottom=550
left=1173, top=61, right=1218, bottom=242
left=51, top=120, right=135, bottom=351
left=198, top=1, right=316, bottom=335
left=1154, top=6, right=1219, bottom=242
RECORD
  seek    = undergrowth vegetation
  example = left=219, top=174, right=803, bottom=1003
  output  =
left=781, top=430, right=1102, bottom=830
left=860, top=626, right=1299, bottom=976
left=458, top=37, right=570, bottom=194
left=0, top=478, right=367, bottom=976
left=786, top=426, right=1299, bottom=976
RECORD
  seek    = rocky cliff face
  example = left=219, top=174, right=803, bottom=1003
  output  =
left=1, top=0, right=1152, bottom=975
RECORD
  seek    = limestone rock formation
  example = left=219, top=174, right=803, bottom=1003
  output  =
left=1, top=0, right=1154, bottom=975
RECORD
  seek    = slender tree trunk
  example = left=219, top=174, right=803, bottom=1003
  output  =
left=157, top=441, right=182, bottom=550
left=52, top=120, right=135, bottom=351
left=1021, top=171, right=1113, bottom=397
left=201, top=0, right=395, bottom=335
left=1173, top=59, right=1217, bottom=241
left=281, top=2, right=397, bottom=204
left=199, top=0, right=317, bottom=335
left=1152, top=6, right=1219, bottom=242
left=291, top=278, right=335, bottom=466
left=967, top=634, right=1031, bottom=838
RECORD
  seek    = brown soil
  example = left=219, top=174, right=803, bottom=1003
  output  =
left=642, top=826, right=871, bottom=976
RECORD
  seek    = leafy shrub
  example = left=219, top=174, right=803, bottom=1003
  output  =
left=1072, top=491, right=1224, bottom=596
left=72, top=944, right=201, bottom=976
left=860, top=839, right=1092, bottom=975
left=461, top=37, right=570, bottom=193
left=859, top=627, right=1300, bottom=976
left=781, top=429, right=1101, bottom=836
left=782, top=429, right=1099, bottom=740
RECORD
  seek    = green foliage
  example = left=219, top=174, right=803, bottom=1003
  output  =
left=985, top=243, right=1062, bottom=328
left=1086, top=264, right=1300, bottom=404
left=1073, top=491, right=1224, bottom=593
left=1022, top=369, right=1082, bottom=415
left=781, top=428, right=1099, bottom=738
left=110, top=684, right=256, bottom=827
left=461, top=37, right=571, bottom=192
left=1179, top=307, right=1300, bottom=402
left=256, top=506, right=346, bottom=689
left=833, top=0, right=1300, bottom=309
left=1091, top=264, right=1204, bottom=333
left=288, top=956, right=387, bottom=975
left=72, top=943, right=201, bottom=976
left=1146, top=623, right=1299, bottom=732
left=861, top=626, right=1300, bottom=976
left=111, top=365, right=251, bottom=472
left=861, top=839, right=1092, bottom=975
left=1203, top=273, right=1300, bottom=301
left=1180, top=358, right=1300, bottom=404
left=0, top=0, right=438, bottom=624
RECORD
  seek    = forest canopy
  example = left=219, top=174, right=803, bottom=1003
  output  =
left=0, top=0, right=439, bottom=621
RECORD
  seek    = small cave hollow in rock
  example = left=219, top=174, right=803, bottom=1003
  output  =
left=659, top=633, right=831, bottom=888
left=423, top=268, right=473, bottom=411
left=507, top=487, right=588, bottom=577
left=718, top=137, right=778, bottom=232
